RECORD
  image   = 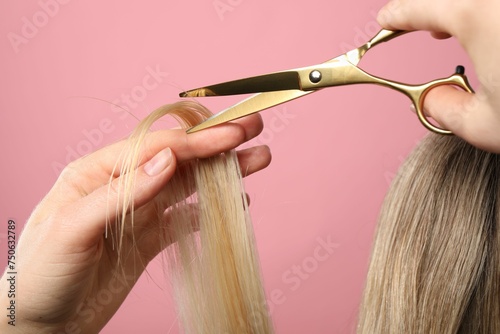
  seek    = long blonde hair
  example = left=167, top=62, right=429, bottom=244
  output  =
left=112, top=101, right=273, bottom=333
left=358, top=134, right=500, bottom=333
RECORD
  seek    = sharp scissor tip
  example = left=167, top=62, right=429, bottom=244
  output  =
left=179, top=88, right=216, bottom=98
left=185, top=123, right=208, bottom=134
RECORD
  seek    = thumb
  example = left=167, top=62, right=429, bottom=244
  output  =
left=59, top=147, right=177, bottom=245
left=376, top=0, right=455, bottom=37
left=423, top=86, right=500, bottom=152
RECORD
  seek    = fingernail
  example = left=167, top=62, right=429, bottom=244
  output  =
left=144, top=148, right=172, bottom=176
left=410, top=104, right=416, bottom=114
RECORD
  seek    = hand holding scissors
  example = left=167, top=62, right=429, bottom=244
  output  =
left=376, top=0, right=500, bottom=153
left=181, top=29, right=474, bottom=135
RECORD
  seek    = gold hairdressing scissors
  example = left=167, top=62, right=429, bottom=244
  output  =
left=180, top=29, right=474, bottom=135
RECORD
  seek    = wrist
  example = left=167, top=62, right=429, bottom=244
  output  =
left=0, top=319, right=101, bottom=334
left=0, top=321, right=52, bottom=334
left=0, top=293, right=100, bottom=334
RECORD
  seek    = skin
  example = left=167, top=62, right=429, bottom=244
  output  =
left=378, top=0, right=500, bottom=152
left=3, top=2, right=500, bottom=332
left=0, top=114, right=271, bottom=334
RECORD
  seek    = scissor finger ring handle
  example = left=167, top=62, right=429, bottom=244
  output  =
left=412, top=66, right=474, bottom=135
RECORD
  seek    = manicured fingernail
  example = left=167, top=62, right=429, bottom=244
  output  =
left=144, top=148, right=172, bottom=176
left=410, top=104, right=416, bottom=114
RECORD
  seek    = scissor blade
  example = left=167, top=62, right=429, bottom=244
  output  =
left=186, top=89, right=313, bottom=133
left=179, top=72, right=301, bottom=97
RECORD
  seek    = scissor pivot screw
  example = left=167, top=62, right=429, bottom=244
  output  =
left=309, top=70, right=322, bottom=83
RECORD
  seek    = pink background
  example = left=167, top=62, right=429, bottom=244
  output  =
left=0, top=0, right=474, bottom=333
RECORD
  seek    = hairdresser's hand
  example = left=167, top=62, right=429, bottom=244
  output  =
left=378, top=0, right=500, bottom=152
left=0, top=114, right=270, bottom=334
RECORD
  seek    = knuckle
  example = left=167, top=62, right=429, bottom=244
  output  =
left=108, top=176, right=122, bottom=198
left=57, top=160, right=83, bottom=188
left=445, top=0, right=475, bottom=35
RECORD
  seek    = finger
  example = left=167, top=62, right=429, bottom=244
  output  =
left=55, top=148, right=178, bottom=247
left=227, top=112, right=265, bottom=142
left=423, top=86, right=500, bottom=152
left=82, top=113, right=264, bottom=179
left=158, top=113, right=264, bottom=160
left=129, top=140, right=270, bottom=211
left=236, top=145, right=272, bottom=177
left=57, top=143, right=271, bottom=245
left=52, top=112, right=265, bottom=201
left=142, top=145, right=271, bottom=214
left=377, top=0, right=455, bottom=36
left=172, top=144, right=272, bottom=179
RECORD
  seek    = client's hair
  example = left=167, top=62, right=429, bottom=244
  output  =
left=113, top=101, right=273, bottom=334
left=358, top=134, right=500, bottom=333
